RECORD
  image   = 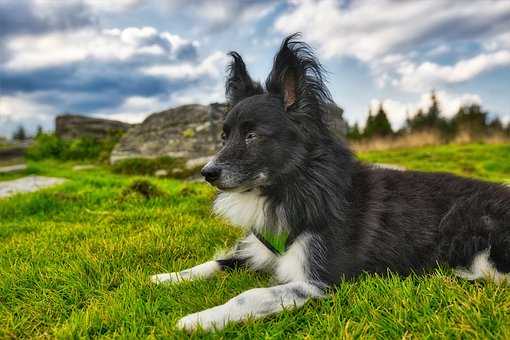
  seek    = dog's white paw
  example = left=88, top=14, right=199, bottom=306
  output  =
left=176, top=313, right=201, bottom=332
left=151, top=262, right=220, bottom=285
left=176, top=312, right=216, bottom=332
left=176, top=309, right=227, bottom=332
left=150, top=272, right=182, bottom=284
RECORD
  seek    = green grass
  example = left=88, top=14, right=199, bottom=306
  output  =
left=1, top=143, right=510, bottom=339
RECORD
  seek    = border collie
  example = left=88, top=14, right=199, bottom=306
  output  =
left=151, top=34, right=510, bottom=332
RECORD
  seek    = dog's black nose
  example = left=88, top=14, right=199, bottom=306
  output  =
left=201, top=165, right=221, bottom=183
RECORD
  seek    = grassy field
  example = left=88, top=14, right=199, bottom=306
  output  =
left=1, top=143, right=510, bottom=339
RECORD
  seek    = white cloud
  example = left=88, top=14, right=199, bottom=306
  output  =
left=1, top=15, right=226, bottom=136
left=4, top=26, right=196, bottom=70
left=162, top=0, right=276, bottom=31
left=426, top=45, right=451, bottom=57
left=92, top=80, right=225, bottom=125
left=275, top=0, right=510, bottom=91
left=0, top=94, right=56, bottom=137
left=93, top=96, right=164, bottom=124
left=169, top=81, right=225, bottom=106
left=366, top=91, right=481, bottom=129
left=142, top=51, right=228, bottom=80
left=484, top=32, right=510, bottom=51
left=82, top=0, right=142, bottom=12
left=398, top=51, right=510, bottom=92
left=32, top=0, right=142, bottom=14
left=276, top=0, right=510, bottom=61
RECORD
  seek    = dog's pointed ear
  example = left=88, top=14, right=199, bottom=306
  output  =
left=265, top=33, right=332, bottom=113
left=225, top=52, right=263, bottom=106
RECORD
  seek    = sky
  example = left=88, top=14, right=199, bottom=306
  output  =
left=1, top=0, right=510, bottom=137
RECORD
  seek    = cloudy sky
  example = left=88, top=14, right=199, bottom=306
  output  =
left=1, top=0, right=510, bottom=137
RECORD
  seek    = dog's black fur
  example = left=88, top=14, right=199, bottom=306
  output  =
left=203, top=33, right=510, bottom=286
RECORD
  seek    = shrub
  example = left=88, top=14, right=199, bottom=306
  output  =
left=26, top=134, right=66, bottom=160
left=26, top=132, right=122, bottom=162
left=12, top=125, right=27, bottom=141
left=61, top=138, right=103, bottom=160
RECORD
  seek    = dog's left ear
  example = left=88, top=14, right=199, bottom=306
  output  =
left=266, top=33, right=332, bottom=113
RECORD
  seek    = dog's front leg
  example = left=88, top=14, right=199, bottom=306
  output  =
left=150, top=257, right=249, bottom=284
left=150, top=260, right=225, bottom=284
left=176, top=281, right=325, bottom=332
left=150, top=233, right=275, bottom=284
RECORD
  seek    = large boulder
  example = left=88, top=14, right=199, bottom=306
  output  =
left=56, top=114, right=132, bottom=140
left=110, top=103, right=227, bottom=163
left=110, top=102, right=346, bottom=164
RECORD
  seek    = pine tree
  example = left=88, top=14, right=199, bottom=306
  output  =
left=405, top=90, right=450, bottom=134
left=347, top=122, right=362, bottom=140
left=375, top=103, right=393, bottom=136
left=12, top=125, right=27, bottom=141
left=36, top=125, right=43, bottom=137
left=451, top=104, right=488, bottom=136
left=488, top=117, right=503, bottom=132
left=365, top=103, right=392, bottom=138
left=406, top=108, right=425, bottom=131
left=427, top=90, right=440, bottom=123
left=363, top=108, right=373, bottom=138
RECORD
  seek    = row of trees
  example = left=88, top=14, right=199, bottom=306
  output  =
left=12, top=125, right=43, bottom=141
left=347, top=91, right=509, bottom=140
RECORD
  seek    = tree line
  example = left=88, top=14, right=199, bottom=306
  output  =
left=347, top=91, right=509, bottom=140
left=11, top=125, right=43, bottom=141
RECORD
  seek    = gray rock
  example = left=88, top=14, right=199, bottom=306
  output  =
left=110, top=102, right=346, bottom=164
left=56, top=114, right=132, bottom=140
left=0, top=164, right=27, bottom=173
left=110, top=103, right=226, bottom=163
left=154, top=169, right=168, bottom=177
left=72, top=164, right=97, bottom=171
left=0, top=176, right=66, bottom=198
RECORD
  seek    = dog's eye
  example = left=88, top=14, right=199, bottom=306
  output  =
left=245, top=132, right=257, bottom=143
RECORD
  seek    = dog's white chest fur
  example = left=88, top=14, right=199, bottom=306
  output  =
left=214, top=191, right=268, bottom=232
left=214, top=191, right=311, bottom=282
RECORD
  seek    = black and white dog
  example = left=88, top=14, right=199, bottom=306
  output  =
left=151, top=34, right=510, bottom=332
